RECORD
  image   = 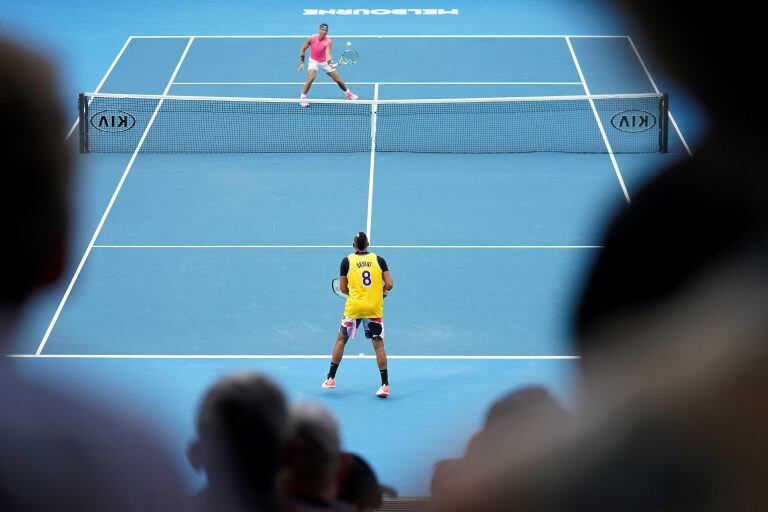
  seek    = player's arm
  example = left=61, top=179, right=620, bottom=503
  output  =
left=340, top=257, right=350, bottom=294
left=378, top=255, right=393, bottom=294
left=382, top=272, right=393, bottom=293
left=326, top=40, right=333, bottom=63
left=340, top=276, right=349, bottom=295
left=297, top=37, right=311, bottom=70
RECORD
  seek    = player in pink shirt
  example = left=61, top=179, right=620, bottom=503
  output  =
left=297, top=23, right=358, bottom=107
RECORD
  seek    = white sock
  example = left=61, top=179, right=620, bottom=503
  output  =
left=300, top=93, right=307, bottom=98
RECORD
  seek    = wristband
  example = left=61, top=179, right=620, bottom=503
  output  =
left=300, top=55, right=305, bottom=62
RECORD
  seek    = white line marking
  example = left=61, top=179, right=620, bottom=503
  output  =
left=95, top=245, right=349, bottom=249
left=7, top=354, right=580, bottom=360
left=366, top=83, right=379, bottom=242
left=66, top=36, right=134, bottom=140
left=565, top=37, right=630, bottom=204
left=626, top=36, right=692, bottom=156
left=36, top=37, right=197, bottom=356
left=130, top=34, right=626, bottom=39
left=172, top=81, right=584, bottom=86
left=92, top=244, right=602, bottom=249
left=365, top=245, right=601, bottom=249
left=84, top=91, right=663, bottom=105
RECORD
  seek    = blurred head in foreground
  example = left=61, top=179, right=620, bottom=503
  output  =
left=277, top=401, right=342, bottom=507
left=338, top=453, right=384, bottom=512
left=430, top=2, right=768, bottom=508
left=0, top=36, right=184, bottom=512
left=0, top=37, right=72, bottom=320
left=189, top=372, right=289, bottom=508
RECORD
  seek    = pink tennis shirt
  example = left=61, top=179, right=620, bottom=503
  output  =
left=310, top=34, right=332, bottom=62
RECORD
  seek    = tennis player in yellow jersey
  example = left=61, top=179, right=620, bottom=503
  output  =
left=323, top=232, right=394, bottom=397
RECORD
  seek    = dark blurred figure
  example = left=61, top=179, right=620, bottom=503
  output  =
left=277, top=402, right=349, bottom=511
left=337, top=453, right=383, bottom=512
left=431, top=387, right=571, bottom=499
left=188, top=372, right=289, bottom=512
left=574, top=146, right=768, bottom=361
left=607, top=3, right=758, bottom=135
left=574, top=2, right=768, bottom=358
left=431, top=2, right=768, bottom=510
left=0, top=37, right=185, bottom=511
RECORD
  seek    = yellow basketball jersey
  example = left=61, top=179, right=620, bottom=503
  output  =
left=343, top=252, right=384, bottom=318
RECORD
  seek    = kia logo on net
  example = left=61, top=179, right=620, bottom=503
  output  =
left=610, top=110, right=657, bottom=133
left=90, top=110, right=136, bottom=132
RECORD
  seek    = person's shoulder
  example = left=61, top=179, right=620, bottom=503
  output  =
left=376, top=254, right=389, bottom=269
left=0, top=372, right=185, bottom=510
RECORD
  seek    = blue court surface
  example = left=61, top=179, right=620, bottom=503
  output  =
left=6, top=1, right=702, bottom=496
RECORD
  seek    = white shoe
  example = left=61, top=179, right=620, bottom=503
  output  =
left=322, top=377, right=336, bottom=389
left=345, top=91, right=358, bottom=100
left=376, top=384, right=390, bottom=398
left=300, top=96, right=309, bottom=107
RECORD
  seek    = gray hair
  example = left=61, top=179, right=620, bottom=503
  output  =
left=288, top=401, right=340, bottom=454
left=281, top=402, right=341, bottom=490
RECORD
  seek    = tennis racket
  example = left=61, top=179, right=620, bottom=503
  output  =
left=336, top=48, right=360, bottom=66
left=331, top=278, right=348, bottom=299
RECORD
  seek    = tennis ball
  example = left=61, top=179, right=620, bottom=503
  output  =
left=346, top=41, right=352, bottom=46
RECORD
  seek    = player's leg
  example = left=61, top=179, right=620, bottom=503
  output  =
left=331, top=329, right=348, bottom=366
left=373, top=340, right=389, bottom=398
left=326, top=70, right=357, bottom=100
left=300, top=69, right=317, bottom=107
left=302, top=69, right=317, bottom=94
left=323, top=318, right=355, bottom=388
left=365, top=319, right=389, bottom=398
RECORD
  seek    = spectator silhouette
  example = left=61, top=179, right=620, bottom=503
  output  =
left=337, top=453, right=384, bottom=512
left=188, top=372, right=289, bottom=512
left=430, top=1, right=768, bottom=509
left=0, top=36, right=185, bottom=512
left=277, top=402, right=348, bottom=511
left=431, top=386, right=571, bottom=499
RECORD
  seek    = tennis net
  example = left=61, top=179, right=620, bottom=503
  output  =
left=78, top=92, right=669, bottom=154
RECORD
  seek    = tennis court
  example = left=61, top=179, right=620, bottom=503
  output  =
left=7, top=20, right=693, bottom=495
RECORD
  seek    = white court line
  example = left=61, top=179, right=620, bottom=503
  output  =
left=95, top=245, right=349, bottom=249
left=7, top=354, right=580, bottom=360
left=626, top=36, right=693, bottom=157
left=365, top=245, right=602, bottom=249
left=366, top=83, right=379, bottom=242
left=92, top=245, right=603, bottom=249
left=36, top=37, right=197, bottom=356
left=172, top=81, right=584, bottom=86
left=565, top=37, right=630, bottom=204
left=131, top=34, right=626, bottom=39
left=66, top=36, right=133, bottom=140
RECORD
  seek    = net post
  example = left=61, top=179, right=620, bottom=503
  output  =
left=78, top=93, right=89, bottom=153
left=660, top=93, right=670, bottom=153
